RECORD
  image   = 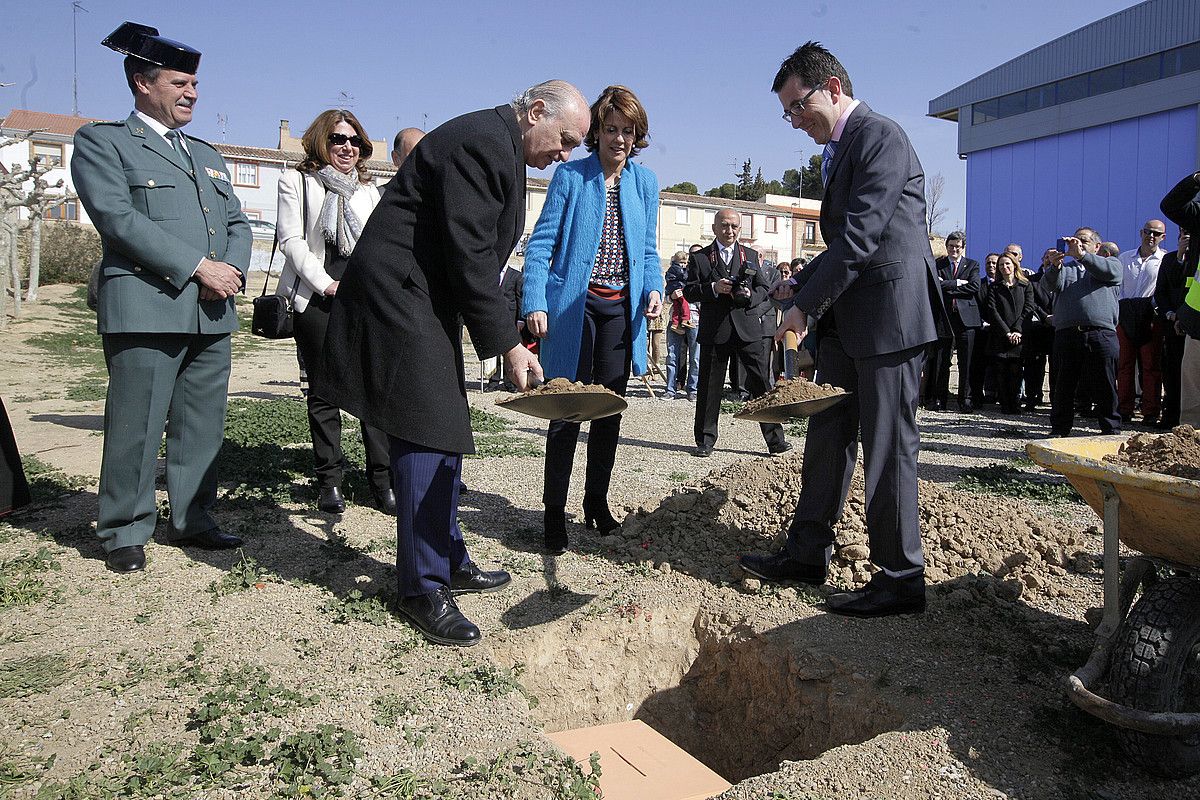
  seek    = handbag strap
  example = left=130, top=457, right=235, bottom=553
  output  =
left=260, top=169, right=306, bottom=300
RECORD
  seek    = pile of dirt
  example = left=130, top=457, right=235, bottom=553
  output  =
left=502, top=377, right=619, bottom=397
left=738, top=377, right=844, bottom=416
left=616, top=452, right=1094, bottom=600
left=1106, top=424, right=1200, bottom=481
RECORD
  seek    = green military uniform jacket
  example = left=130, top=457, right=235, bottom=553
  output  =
left=71, top=113, right=251, bottom=333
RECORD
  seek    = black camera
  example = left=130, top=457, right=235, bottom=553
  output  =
left=731, top=266, right=757, bottom=307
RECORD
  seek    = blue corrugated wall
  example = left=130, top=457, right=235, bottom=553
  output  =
left=964, top=105, right=1197, bottom=259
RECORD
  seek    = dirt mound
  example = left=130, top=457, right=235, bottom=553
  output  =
left=616, top=452, right=1094, bottom=601
left=1107, top=425, right=1200, bottom=481
left=739, top=377, right=844, bottom=415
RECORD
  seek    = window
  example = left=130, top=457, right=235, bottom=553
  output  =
left=972, top=98, right=998, bottom=125
left=233, top=161, right=259, bottom=187
left=764, top=216, right=778, bottom=234
left=1026, top=83, right=1055, bottom=112
left=31, top=142, right=63, bottom=167
left=675, top=206, right=689, bottom=225
left=1089, top=64, right=1123, bottom=96
left=996, top=90, right=1026, bottom=118
left=43, top=200, right=78, bottom=221
left=1124, top=53, right=1161, bottom=88
left=741, top=214, right=753, bottom=235
left=803, top=221, right=816, bottom=243
left=703, top=209, right=716, bottom=226
left=1056, top=74, right=1089, bottom=103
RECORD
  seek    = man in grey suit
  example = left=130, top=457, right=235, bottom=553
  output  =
left=741, top=41, right=945, bottom=617
left=72, top=23, right=250, bottom=573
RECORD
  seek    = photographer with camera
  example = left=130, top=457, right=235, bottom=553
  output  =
left=684, top=208, right=788, bottom=457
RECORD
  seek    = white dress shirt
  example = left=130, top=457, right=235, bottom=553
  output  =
left=1118, top=247, right=1165, bottom=300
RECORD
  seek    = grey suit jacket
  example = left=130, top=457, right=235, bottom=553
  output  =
left=793, top=102, right=945, bottom=358
left=72, top=113, right=250, bottom=335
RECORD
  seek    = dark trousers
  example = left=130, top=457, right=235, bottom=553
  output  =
left=1021, top=324, right=1055, bottom=406
left=787, top=336, right=926, bottom=577
left=389, top=436, right=468, bottom=597
left=996, top=357, right=1022, bottom=413
left=1050, top=327, right=1120, bottom=435
left=295, top=297, right=390, bottom=494
left=1162, top=330, right=1186, bottom=426
left=544, top=291, right=631, bottom=509
left=968, top=327, right=991, bottom=403
left=694, top=336, right=784, bottom=450
left=925, top=322, right=976, bottom=407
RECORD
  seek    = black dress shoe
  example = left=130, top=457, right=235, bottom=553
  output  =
left=171, top=528, right=243, bottom=550
left=318, top=486, right=345, bottom=513
left=826, top=576, right=926, bottom=618
left=372, top=487, right=397, bottom=515
left=768, top=441, right=793, bottom=456
left=106, top=545, right=145, bottom=573
left=450, top=562, right=512, bottom=594
left=582, top=498, right=621, bottom=534
left=395, top=586, right=480, bottom=646
left=739, top=549, right=826, bottom=585
left=544, top=506, right=567, bottom=555
left=693, top=444, right=713, bottom=458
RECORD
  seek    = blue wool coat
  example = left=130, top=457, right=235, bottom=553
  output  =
left=521, top=152, right=663, bottom=379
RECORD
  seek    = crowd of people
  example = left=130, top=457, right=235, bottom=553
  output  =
left=42, top=19, right=1200, bottom=648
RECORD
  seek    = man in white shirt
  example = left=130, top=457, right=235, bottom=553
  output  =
left=1117, top=219, right=1168, bottom=424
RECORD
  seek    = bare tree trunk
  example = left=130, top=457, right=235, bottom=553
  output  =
left=25, top=214, right=41, bottom=303
left=8, top=217, right=20, bottom=319
left=0, top=222, right=9, bottom=330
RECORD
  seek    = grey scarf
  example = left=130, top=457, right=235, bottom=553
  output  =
left=314, top=165, right=364, bottom=258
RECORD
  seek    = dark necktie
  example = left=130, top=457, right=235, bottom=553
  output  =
left=167, top=129, right=193, bottom=174
left=821, top=139, right=838, bottom=187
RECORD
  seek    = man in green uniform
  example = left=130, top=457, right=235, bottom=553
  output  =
left=72, top=22, right=250, bottom=573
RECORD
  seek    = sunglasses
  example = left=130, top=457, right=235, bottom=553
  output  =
left=328, top=133, right=365, bottom=148
left=1141, top=229, right=1166, bottom=237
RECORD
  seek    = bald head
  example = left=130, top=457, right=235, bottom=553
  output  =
left=713, top=209, right=741, bottom=247
left=391, top=127, right=424, bottom=167
left=514, top=79, right=590, bottom=170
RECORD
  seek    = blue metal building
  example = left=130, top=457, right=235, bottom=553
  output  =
left=929, top=0, right=1200, bottom=257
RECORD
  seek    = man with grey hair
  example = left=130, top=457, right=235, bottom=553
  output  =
left=924, top=230, right=980, bottom=411
left=1045, top=227, right=1123, bottom=436
left=322, top=80, right=590, bottom=647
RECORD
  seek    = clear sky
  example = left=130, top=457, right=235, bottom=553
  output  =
left=2, top=0, right=1137, bottom=233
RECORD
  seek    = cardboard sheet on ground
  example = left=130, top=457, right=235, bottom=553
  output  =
left=546, top=719, right=731, bottom=800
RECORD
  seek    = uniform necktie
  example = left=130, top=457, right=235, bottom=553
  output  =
left=167, top=129, right=193, bottom=173
left=821, top=139, right=838, bottom=188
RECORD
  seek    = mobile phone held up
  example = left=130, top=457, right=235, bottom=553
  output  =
left=1055, top=237, right=1068, bottom=252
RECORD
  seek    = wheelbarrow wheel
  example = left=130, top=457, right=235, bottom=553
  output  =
left=1109, top=576, right=1200, bottom=777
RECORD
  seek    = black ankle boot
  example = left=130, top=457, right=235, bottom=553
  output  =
left=544, top=507, right=567, bottom=555
left=582, top=497, right=620, bottom=535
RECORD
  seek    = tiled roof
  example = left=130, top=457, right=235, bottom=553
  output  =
left=213, top=143, right=397, bottom=174
left=1, top=109, right=100, bottom=137
left=660, top=190, right=818, bottom=216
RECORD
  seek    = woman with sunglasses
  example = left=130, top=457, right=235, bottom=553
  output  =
left=522, top=85, right=663, bottom=554
left=276, top=109, right=394, bottom=515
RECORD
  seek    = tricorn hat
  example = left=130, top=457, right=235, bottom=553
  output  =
left=101, top=22, right=201, bottom=74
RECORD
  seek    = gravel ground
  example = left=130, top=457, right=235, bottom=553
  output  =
left=1, top=284, right=1198, bottom=799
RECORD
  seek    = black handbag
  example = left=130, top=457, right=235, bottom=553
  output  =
left=251, top=173, right=305, bottom=339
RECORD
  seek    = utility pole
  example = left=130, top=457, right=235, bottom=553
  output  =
left=216, top=113, right=227, bottom=142
left=72, top=2, right=89, bottom=116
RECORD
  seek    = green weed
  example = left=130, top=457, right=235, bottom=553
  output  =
left=19, top=456, right=92, bottom=505
left=322, top=589, right=391, bottom=626
left=0, top=546, right=61, bottom=608
left=270, top=725, right=363, bottom=798
left=441, top=662, right=536, bottom=708
left=0, top=654, right=71, bottom=698
left=954, top=463, right=1082, bottom=505
left=456, top=743, right=601, bottom=799
left=208, top=551, right=275, bottom=600
left=371, top=694, right=416, bottom=728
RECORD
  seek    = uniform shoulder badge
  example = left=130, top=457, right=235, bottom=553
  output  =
left=204, top=166, right=230, bottom=183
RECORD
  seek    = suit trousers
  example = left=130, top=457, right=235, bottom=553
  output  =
left=1021, top=324, right=1055, bottom=406
left=1050, top=327, right=1120, bottom=436
left=1161, top=329, right=1186, bottom=426
left=786, top=336, right=926, bottom=577
left=694, top=337, right=784, bottom=450
left=543, top=291, right=631, bottom=508
left=926, top=322, right=975, bottom=407
left=294, top=297, right=391, bottom=494
left=389, top=436, right=469, bottom=597
left=1182, top=336, right=1200, bottom=428
left=97, top=333, right=230, bottom=552
left=1116, top=319, right=1164, bottom=420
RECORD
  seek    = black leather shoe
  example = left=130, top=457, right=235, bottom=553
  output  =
left=396, top=586, right=480, bottom=647
left=826, top=576, right=926, bottom=618
left=582, top=498, right=621, bottom=534
left=739, top=549, right=826, bottom=585
left=172, top=528, right=243, bottom=550
left=544, top=507, right=568, bottom=555
left=318, top=486, right=345, bottom=513
left=693, top=444, right=713, bottom=458
left=768, top=441, right=793, bottom=456
left=372, top=487, right=397, bottom=515
left=450, top=562, right=512, bottom=594
left=106, top=545, right=145, bottom=573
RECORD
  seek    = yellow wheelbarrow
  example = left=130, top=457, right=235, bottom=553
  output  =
left=1026, top=435, right=1200, bottom=777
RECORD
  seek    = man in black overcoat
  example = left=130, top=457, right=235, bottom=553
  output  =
left=321, top=81, right=591, bottom=646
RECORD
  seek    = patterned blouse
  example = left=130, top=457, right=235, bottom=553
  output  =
left=590, top=184, right=629, bottom=288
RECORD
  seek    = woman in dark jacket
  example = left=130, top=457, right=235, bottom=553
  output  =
left=986, top=252, right=1034, bottom=414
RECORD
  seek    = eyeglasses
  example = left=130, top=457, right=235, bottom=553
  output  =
left=781, top=80, right=827, bottom=122
left=1142, top=229, right=1166, bottom=237
left=328, top=133, right=365, bottom=148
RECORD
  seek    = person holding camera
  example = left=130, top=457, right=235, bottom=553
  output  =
left=521, top=85, right=663, bottom=554
left=684, top=208, right=787, bottom=457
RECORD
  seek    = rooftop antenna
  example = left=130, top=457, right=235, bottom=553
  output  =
left=71, top=1, right=89, bottom=116
left=336, top=91, right=356, bottom=108
left=422, top=112, right=428, bottom=132
left=216, top=113, right=227, bottom=142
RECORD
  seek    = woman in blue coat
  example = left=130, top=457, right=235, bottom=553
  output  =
left=522, top=85, right=663, bottom=554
